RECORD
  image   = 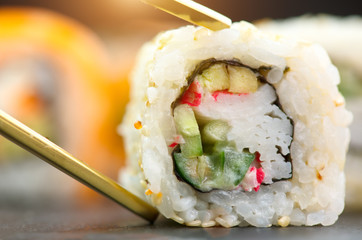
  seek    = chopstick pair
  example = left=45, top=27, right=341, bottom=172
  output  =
left=142, top=0, right=231, bottom=31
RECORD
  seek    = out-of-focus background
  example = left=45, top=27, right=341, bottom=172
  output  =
left=0, top=0, right=361, bottom=211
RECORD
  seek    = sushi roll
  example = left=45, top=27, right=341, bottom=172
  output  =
left=256, top=15, right=362, bottom=210
left=120, top=21, right=352, bottom=227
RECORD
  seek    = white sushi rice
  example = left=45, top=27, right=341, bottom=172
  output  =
left=120, top=21, right=352, bottom=227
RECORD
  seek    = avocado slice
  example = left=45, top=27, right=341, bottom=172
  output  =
left=228, top=66, right=259, bottom=93
left=196, top=63, right=259, bottom=94
left=197, top=63, right=230, bottom=92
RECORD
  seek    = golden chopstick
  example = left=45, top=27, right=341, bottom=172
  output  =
left=0, top=109, right=158, bottom=223
left=142, top=0, right=231, bottom=31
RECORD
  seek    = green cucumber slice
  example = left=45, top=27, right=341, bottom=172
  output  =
left=174, top=104, right=201, bottom=137
left=180, top=135, right=203, bottom=158
left=174, top=104, right=203, bottom=158
left=173, top=152, right=200, bottom=188
left=223, top=149, right=255, bottom=186
left=173, top=146, right=255, bottom=192
left=201, top=120, right=230, bottom=145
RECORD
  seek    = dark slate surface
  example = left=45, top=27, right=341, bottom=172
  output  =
left=1, top=201, right=362, bottom=240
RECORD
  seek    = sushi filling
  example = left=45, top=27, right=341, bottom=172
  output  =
left=171, top=60, right=293, bottom=192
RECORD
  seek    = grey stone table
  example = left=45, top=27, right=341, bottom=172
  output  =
left=1, top=200, right=362, bottom=240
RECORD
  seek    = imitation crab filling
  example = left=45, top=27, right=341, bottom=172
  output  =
left=171, top=60, right=293, bottom=192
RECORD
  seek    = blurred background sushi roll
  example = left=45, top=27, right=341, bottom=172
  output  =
left=256, top=15, right=362, bottom=210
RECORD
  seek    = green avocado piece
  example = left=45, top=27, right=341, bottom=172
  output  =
left=228, top=66, right=259, bottom=94
left=197, top=63, right=230, bottom=92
